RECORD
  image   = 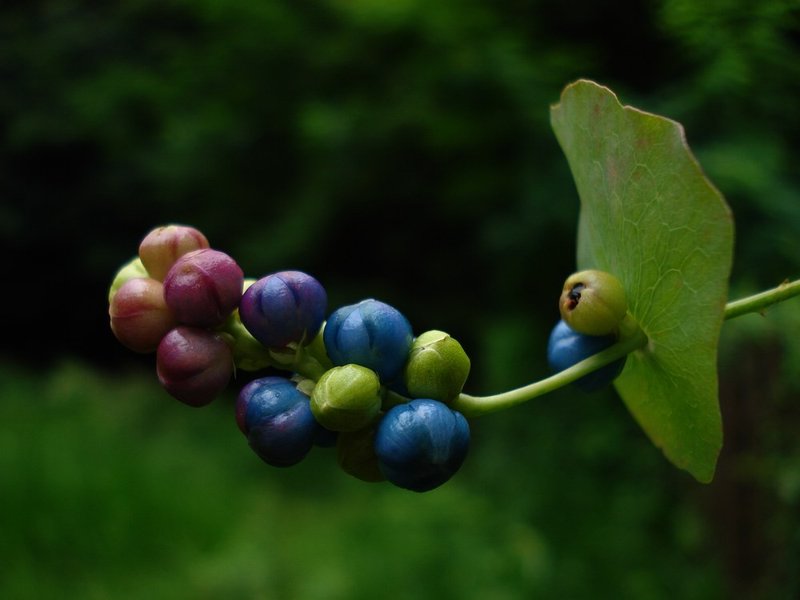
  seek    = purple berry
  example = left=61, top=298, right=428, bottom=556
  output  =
left=156, top=326, right=233, bottom=407
left=239, top=271, right=327, bottom=348
left=163, top=248, right=244, bottom=327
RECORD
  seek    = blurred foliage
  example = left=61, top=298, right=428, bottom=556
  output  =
left=0, top=361, right=724, bottom=599
left=2, top=0, right=800, bottom=598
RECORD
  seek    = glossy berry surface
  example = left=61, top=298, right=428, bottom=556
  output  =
left=374, top=399, right=470, bottom=492
left=236, top=376, right=319, bottom=467
left=109, top=277, right=176, bottom=353
left=546, top=319, right=626, bottom=392
left=138, top=225, right=210, bottom=281
left=163, top=248, right=244, bottom=327
left=239, top=271, right=327, bottom=348
left=323, top=299, right=414, bottom=382
left=404, top=330, right=471, bottom=403
left=559, top=269, right=628, bottom=336
left=156, top=326, right=233, bottom=407
left=310, top=364, right=382, bottom=432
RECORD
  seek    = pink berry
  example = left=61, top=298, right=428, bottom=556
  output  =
left=138, top=225, right=210, bottom=281
left=109, top=277, right=176, bottom=353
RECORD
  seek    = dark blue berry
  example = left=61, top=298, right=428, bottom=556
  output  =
left=235, top=376, right=319, bottom=467
left=374, top=399, right=470, bottom=492
left=546, top=319, right=626, bottom=391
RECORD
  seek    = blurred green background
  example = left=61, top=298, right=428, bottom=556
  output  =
left=2, top=1, right=800, bottom=598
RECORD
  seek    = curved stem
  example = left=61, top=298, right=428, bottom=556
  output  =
left=451, top=326, right=648, bottom=418
left=724, top=278, right=800, bottom=320
left=453, top=277, right=800, bottom=419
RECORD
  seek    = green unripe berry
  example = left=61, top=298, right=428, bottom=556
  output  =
left=403, top=330, right=471, bottom=404
left=108, top=257, right=149, bottom=304
left=559, top=269, right=628, bottom=336
left=310, top=364, right=382, bottom=432
left=336, top=422, right=385, bottom=483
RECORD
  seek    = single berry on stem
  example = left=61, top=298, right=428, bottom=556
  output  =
left=559, top=269, right=628, bottom=336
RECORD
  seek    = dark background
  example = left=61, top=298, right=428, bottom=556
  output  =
left=2, top=1, right=800, bottom=598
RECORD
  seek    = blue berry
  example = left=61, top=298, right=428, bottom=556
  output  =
left=235, top=376, right=319, bottom=467
left=239, top=271, right=327, bottom=349
left=323, top=299, right=413, bottom=382
left=546, top=319, right=626, bottom=392
left=374, top=399, right=470, bottom=492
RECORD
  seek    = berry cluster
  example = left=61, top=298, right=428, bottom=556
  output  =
left=109, top=226, right=244, bottom=406
left=109, top=225, right=472, bottom=492
left=110, top=226, right=629, bottom=492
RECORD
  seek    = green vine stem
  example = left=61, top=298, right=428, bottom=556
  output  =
left=451, top=278, right=800, bottom=419
left=723, top=278, right=800, bottom=320
left=451, top=326, right=648, bottom=418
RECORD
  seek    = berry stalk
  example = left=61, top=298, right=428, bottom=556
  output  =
left=452, top=325, right=648, bottom=418
left=724, top=278, right=800, bottom=320
left=453, top=278, right=800, bottom=418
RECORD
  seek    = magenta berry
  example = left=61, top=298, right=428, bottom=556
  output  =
left=156, top=326, right=233, bottom=407
left=163, top=248, right=244, bottom=327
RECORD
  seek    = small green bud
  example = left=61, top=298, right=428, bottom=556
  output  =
left=310, top=364, right=382, bottom=432
left=108, top=257, right=149, bottom=304
left=559, top=269, right=628, bottom=336
left=337, top=422, right=385, bottom=483
left=403, top=330, right=471, bottom=403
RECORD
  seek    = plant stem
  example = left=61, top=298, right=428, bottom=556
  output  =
left=724, top=278, right=800, bottom=320
left=453, top=277, right=800, bottom=418
left=451, top=326, right=648, bottom=418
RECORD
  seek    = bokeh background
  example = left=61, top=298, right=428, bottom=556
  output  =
left=3, top=1, right=800, bottom=598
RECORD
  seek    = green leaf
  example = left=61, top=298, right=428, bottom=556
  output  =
left=550, top=80, right=734, bottom=483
